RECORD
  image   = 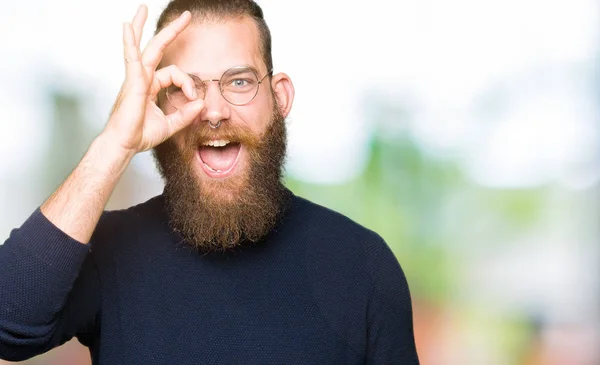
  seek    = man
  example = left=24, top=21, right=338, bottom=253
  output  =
left=0, top=0, right=420, bottom=363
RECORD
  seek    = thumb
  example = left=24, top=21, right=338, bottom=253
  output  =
left=166, top=99, right=204, bottom=135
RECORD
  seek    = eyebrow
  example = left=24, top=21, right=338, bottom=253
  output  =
left=226, top=67, right=259, bottom=77
left=186, top=65, right=262, bottom=80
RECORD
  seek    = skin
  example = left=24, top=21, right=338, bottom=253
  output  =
left=40, top=4, right=294, bottom=244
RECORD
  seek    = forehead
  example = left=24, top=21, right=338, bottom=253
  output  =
left=162, top=16, right=265, bottom=77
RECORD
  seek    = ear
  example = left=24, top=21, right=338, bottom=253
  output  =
left=271, top=72, right=295, bottom=118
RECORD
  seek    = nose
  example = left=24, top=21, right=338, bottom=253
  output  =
left=199, top=81, right=231, bottom=126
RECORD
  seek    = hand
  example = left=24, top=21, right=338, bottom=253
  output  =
left=104, top=4, right=204, bottom=153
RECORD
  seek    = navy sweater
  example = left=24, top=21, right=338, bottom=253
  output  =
left=0, top=192, right=420, bottom=364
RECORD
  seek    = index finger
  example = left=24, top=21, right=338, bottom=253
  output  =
left=142, top=11, right=192, bottom=73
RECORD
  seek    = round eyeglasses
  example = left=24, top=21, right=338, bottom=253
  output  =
left=166, top=66, right=273, bottom=108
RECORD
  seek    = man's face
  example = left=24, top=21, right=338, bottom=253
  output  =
left=153, top=16, right=292, bottom=251
left=161, top=17, right=274, bottom=196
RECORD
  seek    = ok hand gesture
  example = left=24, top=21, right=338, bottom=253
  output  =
left=105, top=5, right=203, bottom=153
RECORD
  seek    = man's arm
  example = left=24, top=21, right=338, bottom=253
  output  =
left=0, top=5, right=203, bottom=361
left=41, top=134, right=134, bottom=244
left=0, top=222, right=99, bottom=361
left=41, top=5, right=203, bottom=244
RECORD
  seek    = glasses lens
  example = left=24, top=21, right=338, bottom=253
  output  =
left=220, top=67, right=259, bottom=105
left=166, top=77, right=204, bottom=110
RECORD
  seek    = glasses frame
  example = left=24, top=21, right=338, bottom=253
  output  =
left=166, top=66, right=273, bottom=108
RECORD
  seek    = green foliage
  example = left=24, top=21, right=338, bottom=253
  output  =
left=44, top=89, right=94, bottom=190
left=285, top=131, right=547, bottom=305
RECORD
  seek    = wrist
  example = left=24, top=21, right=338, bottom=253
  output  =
left=87, top=132, right=136, bottom=177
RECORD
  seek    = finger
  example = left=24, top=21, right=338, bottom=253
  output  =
left=151, top=65, right=197, bottom=101
left=166, top=99, right=204, bottom=135
left=123, top=22, right=146, bottom=95
left=141, top=11, right=191, bottom=73
left=131, top=4, right=148, bottom=47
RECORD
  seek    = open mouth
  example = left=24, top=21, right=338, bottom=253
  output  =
left=197, top=139, right=243, bottom=178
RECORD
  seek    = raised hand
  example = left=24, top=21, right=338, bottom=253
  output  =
left=105, top=4, right=204, bottom=153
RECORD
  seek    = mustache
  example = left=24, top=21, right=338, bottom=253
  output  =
left=184, top=121, right=261, bottom=149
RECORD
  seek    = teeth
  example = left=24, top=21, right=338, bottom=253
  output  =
left=203, top=139, right=230, bottom=147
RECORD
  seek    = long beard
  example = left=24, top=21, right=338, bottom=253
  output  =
left=152, top=104, right=290, bottom=252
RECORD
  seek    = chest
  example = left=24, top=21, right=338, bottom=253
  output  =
left=95, top=248, right=366, bottom=364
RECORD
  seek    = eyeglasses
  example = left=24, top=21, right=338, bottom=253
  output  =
left=166, top=66, right=273, bottom=108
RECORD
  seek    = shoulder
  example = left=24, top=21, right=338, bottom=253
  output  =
left=90, top=195, right=166, bottom=248
left=284, top=193, right=401, bottom=282
left=101, top=195, right=164, bottom=224
left=102, top=194, right=165, bottom=221
left=288, top=194, right=381, bottom=241
left=288, top=192, right=414, bottom=292
left=286, top=194, right=388, bottom=254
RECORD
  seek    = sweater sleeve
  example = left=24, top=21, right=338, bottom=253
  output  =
left=0, top=209, right=101, bottom=362
left=365, top=238, right=420, bottom=364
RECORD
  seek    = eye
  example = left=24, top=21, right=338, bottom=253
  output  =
left=231, top=79, right=249, bottom=88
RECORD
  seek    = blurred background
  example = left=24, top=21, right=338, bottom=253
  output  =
left=1, top=0, right=599, bottom=364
